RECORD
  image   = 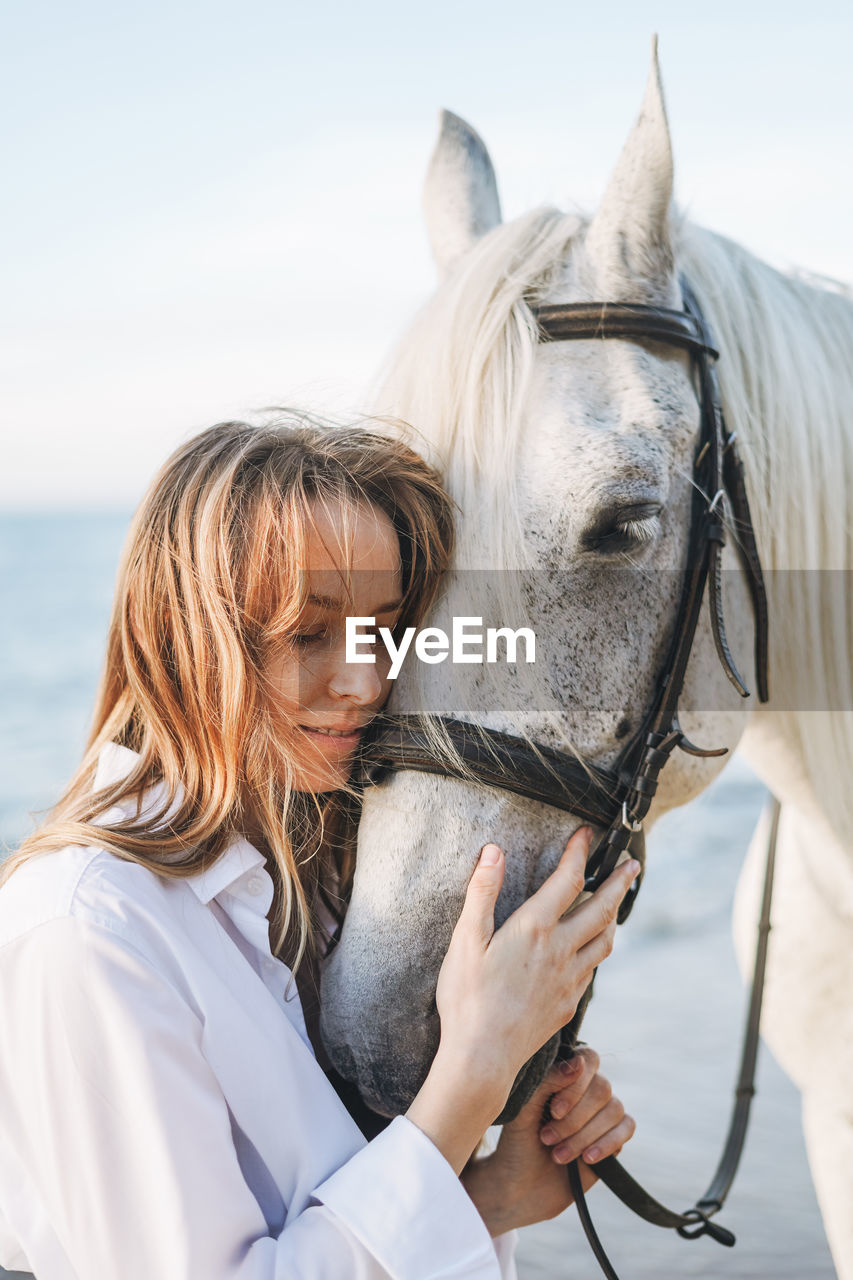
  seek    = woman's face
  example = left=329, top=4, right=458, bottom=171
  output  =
left=265, top=498, right=402, bottom=792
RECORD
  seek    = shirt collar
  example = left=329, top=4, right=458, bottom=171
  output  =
left=93, top=742, right=268, bottom=908
left=185, top=836, right=267, bottom=906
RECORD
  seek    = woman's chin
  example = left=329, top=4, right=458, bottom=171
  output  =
left=293, top=757, right=354, bottom=794
left=285, top=726, right=365, bottom=793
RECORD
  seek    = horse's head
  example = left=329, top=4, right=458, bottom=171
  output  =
left=320, top=47, right=759, bottom=1120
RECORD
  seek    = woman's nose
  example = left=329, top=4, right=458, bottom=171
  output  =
left=328, top=650, right=385, bottom=706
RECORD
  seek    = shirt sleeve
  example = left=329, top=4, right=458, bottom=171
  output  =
left=0, top=917, right=506, bottom=1280
left=314, top=1118, right=517, bottom=1279
left=492, top=1231, right=519, bottom=1279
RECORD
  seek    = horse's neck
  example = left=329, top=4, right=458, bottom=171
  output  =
left=682, top=228, right=853, bottom=844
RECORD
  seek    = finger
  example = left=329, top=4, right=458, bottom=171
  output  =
left=574, top=917, right=618, bottom=972
left=455, top=844, right=506, bottom=948
left=508, top=1055, right=585, bottom=1131
left=563, top=858, right=640, bottom=948
left=542, top=1055, right=586, bottom=1096
left=525, top=826, right=592, bottom=921
left=551, top=1098, right=626, bottom=1164
left=545, top=1048, right=601, bottom=1121
left=541, top=1070, right=611, bottom=1144
left=581, top=1113, right=636, bottom=1165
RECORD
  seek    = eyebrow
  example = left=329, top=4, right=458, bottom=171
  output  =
left=306, top=592, right=404, bottom=614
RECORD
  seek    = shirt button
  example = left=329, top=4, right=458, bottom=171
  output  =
left=246, top=875, right=265, bottom=896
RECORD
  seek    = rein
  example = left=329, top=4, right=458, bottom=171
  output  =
left=359, top=281, right=774, bottom=1274
left=567, top=794, right=779, bottom=1277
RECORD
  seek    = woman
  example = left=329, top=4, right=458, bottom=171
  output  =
left=0, top=415, right=639, bottom=1279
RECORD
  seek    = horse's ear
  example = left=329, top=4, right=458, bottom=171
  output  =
left=423, top=110, right=502, bottom=279
left=585, top=38, right=674, bottom=292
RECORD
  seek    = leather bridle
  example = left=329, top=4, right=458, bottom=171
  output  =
left=358, top=281, right=775, bottom=1273
left=363, top=281, right=769, bottom=901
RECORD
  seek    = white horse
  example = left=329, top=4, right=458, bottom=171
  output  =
left=320, top=49, right=853, bottom=1276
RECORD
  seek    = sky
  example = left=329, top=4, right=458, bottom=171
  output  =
left=3, top=0, right=851, bottom=508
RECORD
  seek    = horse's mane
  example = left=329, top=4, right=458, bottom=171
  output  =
left=681, top=227, right=853, bottom=844
left=377, top=209, right=853, bottom=841
left=376, top=207, right=581, bottom=570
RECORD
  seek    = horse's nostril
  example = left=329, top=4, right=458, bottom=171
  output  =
left=616, top=717, right=631, bottom=739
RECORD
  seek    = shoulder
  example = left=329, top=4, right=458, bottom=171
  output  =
left=0, top=843, right=197, bottom=966
left=0, top=858, right=211, bottom=1093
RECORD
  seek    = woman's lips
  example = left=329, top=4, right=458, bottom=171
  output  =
left=300, top=724, right=365, bottom=751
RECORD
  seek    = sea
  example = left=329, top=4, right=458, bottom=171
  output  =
left=0, top=513, right=837, bottom=1278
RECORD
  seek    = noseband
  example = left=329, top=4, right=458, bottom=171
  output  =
left=357, top=280, right=775, bottom=1274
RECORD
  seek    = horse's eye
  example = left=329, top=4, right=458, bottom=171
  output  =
left=582, top=503, right=662, bottom=554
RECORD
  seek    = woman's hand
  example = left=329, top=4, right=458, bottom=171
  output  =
left=434, top=828, right=638, bottom=1104
left=537, top=1046, right=634, bottom=1171
left=462, top=1048, right=636, bottom=1235
left=405, top=829, right=639, bottom=1174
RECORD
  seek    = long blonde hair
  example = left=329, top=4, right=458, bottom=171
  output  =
left=3, top=414, right=454, bottom=968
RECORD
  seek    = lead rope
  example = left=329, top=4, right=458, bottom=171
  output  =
left=564, top=795, right=781, bottom=1277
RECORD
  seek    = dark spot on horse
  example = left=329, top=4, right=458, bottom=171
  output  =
left=615, top=717, right=631, bottom=740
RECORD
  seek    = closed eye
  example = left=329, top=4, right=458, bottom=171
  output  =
left=292, top=629, right=330, bottom=648
left=581, top=503, right=662, bottom=554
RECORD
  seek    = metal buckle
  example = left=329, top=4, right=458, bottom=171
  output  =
left=621, top=801, right=643, bottom=833
left=707, top=488, right=725, bottom=514
left=677, top=1208, right=736, bottom=1248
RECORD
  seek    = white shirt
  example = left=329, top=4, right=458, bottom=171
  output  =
left=0, top=743, right=517, bottom=1280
